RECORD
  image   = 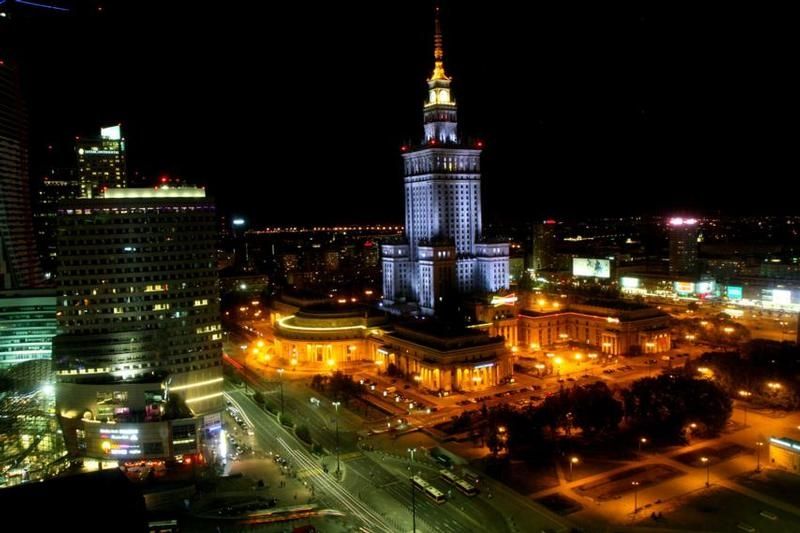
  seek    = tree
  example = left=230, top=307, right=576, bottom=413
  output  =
left=623, top=375, right=732, bottom=442
left=252, top=391, right=265, bottom=405
left=571, top=382, right=622, bottom=435
left=295, top=425, right=311, bottom=444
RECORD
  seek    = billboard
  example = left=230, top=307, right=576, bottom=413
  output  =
left=696, top=281, right=715, bottom=295
left=769, top=289, right=792, bottom=305
left=620, top=277, right=640, bottom=289
left=572, top=258, right=611, bottom=278
left=727, top=286, right=743, bottom=300
left=674, top=281, right=695, bottom=294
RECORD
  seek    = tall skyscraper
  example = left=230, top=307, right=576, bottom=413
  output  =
left=76, top=124, right=127, bottom=198
left=0, top=56, right=43, bottom=289
left=668, top=217, right=699, bottom=275
left=34, top=168, right=80, bottom=279
left=54, top=186, right=222, bottom=460
left=532, top=220, right=557, bottom=273
left=382, top=6, right=509, bottom=315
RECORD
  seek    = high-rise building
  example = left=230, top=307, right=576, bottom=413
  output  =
left=532, top=220, right=558, bottom=273
left=668, top=217, right=699, bottom=275
left=0, top=288, right=57, bottom=368
left=382, top=6, right=509, bottom=315
left=76, top=124, right=127, bottom=198
left=34, top=169, right=80, bottom=279
left=54, top=186, right=222, bottom=460
left=0, top=56, right=43, bottom=289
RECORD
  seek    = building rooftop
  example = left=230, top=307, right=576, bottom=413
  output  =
left=102, top=186, right=206, bottom=199
left=388, top=320, right=503, bottom=352
left=0, top=469, right=146, bottom=532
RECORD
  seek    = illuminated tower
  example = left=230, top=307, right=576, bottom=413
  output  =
left=76, top=124, right=127, bottom=198
left=532, top=220, right=557, bottom=273
left=382, top=5, right=509, bottom=315
left=668, top=217, right=699, bottom=275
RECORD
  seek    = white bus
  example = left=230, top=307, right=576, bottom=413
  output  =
left=454, top=479, right=478, bottom=496
left=439, top=469, right=459, bottom=485
left=424, top=485, right=446, bottom=504
left=411, top=475, right=446, bottom=504
left=411, top=475, right=430, bottom=491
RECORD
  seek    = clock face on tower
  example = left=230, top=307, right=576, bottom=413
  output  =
left=429, top=89, right=450, bottom=105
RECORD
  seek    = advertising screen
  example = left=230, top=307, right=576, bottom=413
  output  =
left=620, top=277, right=640, bottom=289
left=696, top=281, right=715, bottom=295
left=770, top=289, right=792, bottom=305
left=674, top=281, right=695, bottom=294
left=572, top=258, right=611, bottom=278
left=726, top=286, right=743, bottom=300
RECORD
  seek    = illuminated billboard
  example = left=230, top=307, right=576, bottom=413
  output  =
left=727, top=286, right=743, bottom=300
left=572, top=258, right=611, bottom=278
left=674, top=281, right=695, bottom=294
left=620, top=277, right=640, bottom=289
left=768, top=289, right=792, bottom=305
left=100, top=124, right=121, bottom=140
left=696, top=281, right=715, bottom=295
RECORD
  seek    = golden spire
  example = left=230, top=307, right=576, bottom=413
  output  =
left=430, top=2, right=449, bottom=81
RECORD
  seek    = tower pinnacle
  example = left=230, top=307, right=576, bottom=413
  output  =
left=430, top=3, right=449, bottom=81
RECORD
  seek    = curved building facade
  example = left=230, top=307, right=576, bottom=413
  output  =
left=272, top=304, right=387, bottom=369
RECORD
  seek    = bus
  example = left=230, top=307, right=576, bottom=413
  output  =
left=439, top=469, right=459, bottom=485
left=462, top=469, right=480, bottom=484
left=424, top=485, right=446, bottom=504
left=411, top=476, right=446, bottom=504
left=454, top=479, right=478, bottom=496
left=411, top=475, right=430, bottom=491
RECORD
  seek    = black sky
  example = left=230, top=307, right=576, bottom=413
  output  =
left=5, top=1, right=798, bottom=225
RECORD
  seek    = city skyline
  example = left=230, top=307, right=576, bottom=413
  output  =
left=7, top=1, right=797, bottom=226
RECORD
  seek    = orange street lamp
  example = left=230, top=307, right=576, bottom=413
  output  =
left=569, top=456, right=579, bottom=481
left=639, top=437, right=648, bottom=453
left=701, top=456, right=710, bottom=487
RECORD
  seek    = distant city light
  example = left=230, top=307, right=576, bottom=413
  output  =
left=668, top=217, right=698, bottom=226
left=232, top=218, right=246, bottom=226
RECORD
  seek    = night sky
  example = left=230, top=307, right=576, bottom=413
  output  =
left=6, top=1, right=797, bottom=225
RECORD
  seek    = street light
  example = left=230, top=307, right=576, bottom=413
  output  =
left=332, top=401, right=341, bottom=476
left=569, top=456, right=579, bottom=481
left=277, top=368, right=285, bottom=415
left=738, top=390, right=751, bottom=427
left=407, top=447, right=416, bottom=470
left=631, top=481, right=640, bottom=513
left=701, top=456, right=710, bottom=487
left=756, top=441, right=764, bottom=472
left=639, top=437, right=648, bottom=453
